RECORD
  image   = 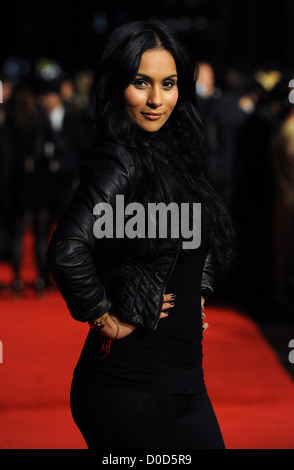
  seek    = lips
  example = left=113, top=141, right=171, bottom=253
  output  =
left=141, top=112, right=164, bottom=121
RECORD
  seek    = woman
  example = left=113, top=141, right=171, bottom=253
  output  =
left=47, top=19, right=235, bottom=449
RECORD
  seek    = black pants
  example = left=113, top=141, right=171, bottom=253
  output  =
left=70, top=376, right=225, bottom=449
left=12, top=209, right=51, bottom=283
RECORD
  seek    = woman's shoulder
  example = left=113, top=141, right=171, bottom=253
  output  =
left=79, top=140, right=134, bottom=199
left=81, top=139, right=134, bottom=169
left=79, top=139, right=135, bottom=186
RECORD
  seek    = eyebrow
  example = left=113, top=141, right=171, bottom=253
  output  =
left=136, top=73, right=178, bottom=80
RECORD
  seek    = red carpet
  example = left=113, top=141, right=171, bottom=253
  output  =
left=202, top=307, right=294, bottom=449
left=0, top=227, right=294, bottom=449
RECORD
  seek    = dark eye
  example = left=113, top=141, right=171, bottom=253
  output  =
left=162, top=80, right=176, bottom=89
left=132, top=79, right=148, bottom=88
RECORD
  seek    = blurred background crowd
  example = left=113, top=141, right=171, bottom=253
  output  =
left=0, top=60, right=93, bottom=294
left=0, top=0, right=294, bottom=320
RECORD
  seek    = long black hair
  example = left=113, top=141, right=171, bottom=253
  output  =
left=90, top=18, right=235, bottom=269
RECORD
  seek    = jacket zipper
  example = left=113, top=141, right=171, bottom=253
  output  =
left=153, top=243, right=181, bottom=330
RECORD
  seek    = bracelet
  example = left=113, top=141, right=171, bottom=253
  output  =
left=110, top=315, right=119, bottom=340
left=89, top=312, right=109, bottom=331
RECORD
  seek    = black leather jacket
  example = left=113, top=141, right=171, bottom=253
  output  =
left=47, top=140, right=215, bottom=331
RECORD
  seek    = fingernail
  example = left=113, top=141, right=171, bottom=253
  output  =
left=170, top=294, right=176, bottom=299
left=169, top=302, right=175, bottom=306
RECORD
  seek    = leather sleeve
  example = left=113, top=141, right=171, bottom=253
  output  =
left=201, top=249, right=215, bottom=304
left=46, top=141, right=134, bottom=323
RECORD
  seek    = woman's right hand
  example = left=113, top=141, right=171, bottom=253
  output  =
left=90, top=314, right=137, bottom=340
left=90, top=293, right=175, bottom=340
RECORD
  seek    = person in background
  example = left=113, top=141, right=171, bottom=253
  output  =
left=0, top=71, right=15, bottom=276
left=0, top=83, right=51, bottom=293
left=0, top=59, right=90, bottom=294
left=195, top=62, right=247, bottom=213
left=270, top=77, right=294, bottom=312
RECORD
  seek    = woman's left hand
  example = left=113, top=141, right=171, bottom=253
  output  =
left=201, top=296, right=209, bottom=332
left=161, top=293, right=209, bottom=332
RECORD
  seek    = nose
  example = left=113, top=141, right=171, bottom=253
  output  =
left=147, top=86, right=163, bottom=109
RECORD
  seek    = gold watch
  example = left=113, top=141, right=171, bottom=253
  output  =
left=89, top=313, right=109, bottom=331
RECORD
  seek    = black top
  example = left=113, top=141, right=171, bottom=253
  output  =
left=74, top=214, right=212, bottom=395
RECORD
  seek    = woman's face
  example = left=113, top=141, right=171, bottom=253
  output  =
left=124, top=49, right=179, bottom=133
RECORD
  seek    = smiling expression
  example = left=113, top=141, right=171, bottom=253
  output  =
left=124, top=49, right=179, bottom=133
